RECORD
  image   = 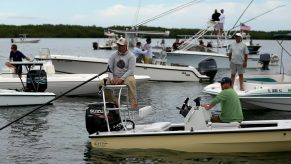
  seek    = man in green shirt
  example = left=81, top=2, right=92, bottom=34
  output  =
left=202, top=77, right=244, bottom=123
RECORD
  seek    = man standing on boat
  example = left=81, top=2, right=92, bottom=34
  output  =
left=228, top=33, right=249, bottom=91
left=202, top=77, right=244, bottom=123
left=211, top=9, right=221, bottom=35
left=218, top=9, right=225, bottom=35
left=143, top=37, right=153, bottom=64
left=106, top=37, right=138, bottom=109
left=5, top=44, right=31, bottom=77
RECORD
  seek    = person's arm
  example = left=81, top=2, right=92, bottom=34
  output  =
left=243, top=54, right=248, bottom=67
left=136, top=48, right=147, bottom=55
left=25, top=56, right=31, bottom=61
left=107, top=53, right=115, bottom=75
left=228, top=45, right=232, bottom=61
left=9, top=53, right=13, bottom=62
left=121, top=55, right=135, bottom=80
left=228, top=52, right=232, bottom=61
left=201, top=104, right=215, bottom=110
left=243, top=44, right=249, bottom=68
left=202, top=90, right=227, bottom=110
left=19, top=51, right=31, bottom=61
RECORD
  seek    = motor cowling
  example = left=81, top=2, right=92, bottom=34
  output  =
left=198, top=58, right=217, bottom=82
left=259, top=53, right=271, bottom=70
left=26, top=70, right=47, bottom=92
left=85, top=102, right=121, bottom=134
left=92, top=42, right=98, bottom=50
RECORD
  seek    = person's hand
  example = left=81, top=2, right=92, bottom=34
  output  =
left=243, top=61, right=247, bottom=68
left=201, top=104, right=211, bottom=110
left=110, top=78, right=124, bottom=85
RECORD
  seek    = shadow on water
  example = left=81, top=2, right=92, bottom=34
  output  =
left=84, top=142, right=291, bottom=164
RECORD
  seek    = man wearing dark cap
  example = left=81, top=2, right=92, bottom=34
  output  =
left=105, top=37, right=138, bottom=109
left=202, top=77, right=243, bottom=123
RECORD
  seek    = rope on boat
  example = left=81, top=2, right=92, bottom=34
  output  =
left=0, top=67, right=111, bottom=131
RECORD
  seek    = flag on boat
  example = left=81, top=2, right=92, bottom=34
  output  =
left=240, top=23, right=251, bottom=32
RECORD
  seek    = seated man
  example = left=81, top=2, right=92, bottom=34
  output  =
left=104, top=37, right=138, bottom=109
left=202, top=77, right=244, bottom=123
left=172, top=38, right=181, bottom=51
left=132, top=42, right=146, bottom=63
left=5, top=44, right=31, bottom=76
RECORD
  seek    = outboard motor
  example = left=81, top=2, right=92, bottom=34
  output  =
left=26, top=70, right=47, bottom=92
left=259, top=53, right=271, bottom=70
left=198, top=58, right=217, bottom=82
left=92, top=42, right=98, bottom=50
left=85, top=102, right=121, bottom=134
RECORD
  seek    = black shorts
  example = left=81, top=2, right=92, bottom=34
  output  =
left=14, top=65, right=22, bottom=75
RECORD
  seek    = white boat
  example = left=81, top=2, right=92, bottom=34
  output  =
left=202, top=73, right=291, bottom=111
left=93, top=31, right=118, bottom=50
left=0, top=89, right=55, bottom=107
left=0, top=62, right=56, bottom=107
left=163, top=23, right=272, bottom=69
left=86, top=95, right=291, bottom=153
left=11, top=34, right=40, bottom=43
left=1, top=62, right=150, bottom=96
left=35, top=54, right=211, bottom=82
left=166, top=50, right=261, bottom=69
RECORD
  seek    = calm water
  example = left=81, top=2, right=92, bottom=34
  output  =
left=0, top=38, right=291, bottom=163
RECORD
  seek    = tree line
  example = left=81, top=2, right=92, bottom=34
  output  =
left=0, top=24, right=290, bottom=39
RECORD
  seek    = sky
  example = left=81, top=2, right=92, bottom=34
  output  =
left=0, top=0, right=290, bottom=31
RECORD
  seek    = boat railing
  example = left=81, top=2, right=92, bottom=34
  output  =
left=101, top=84, right=135, bottom=132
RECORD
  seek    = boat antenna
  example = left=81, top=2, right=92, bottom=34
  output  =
left=0, top=66, right=112, bottom=131
left=133, top=0, right=203, bottom=29
left=132, top=0, right=142, bottom=28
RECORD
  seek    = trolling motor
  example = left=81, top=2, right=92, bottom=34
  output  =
left=177, top=97, right=202, bottom=118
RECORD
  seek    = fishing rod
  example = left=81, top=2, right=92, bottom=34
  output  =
left=0, top=66, right=111, bottom=131
left=231, top=4, right=286, bottom=30
left=133, top=0, right=203, bottom=28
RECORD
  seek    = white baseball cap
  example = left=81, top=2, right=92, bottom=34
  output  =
left=234, top=33, right=242, bottom=38
left=116, top=37, right=127, bottom=46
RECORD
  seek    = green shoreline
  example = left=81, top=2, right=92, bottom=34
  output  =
left=0, top=24, right=290, bottom=39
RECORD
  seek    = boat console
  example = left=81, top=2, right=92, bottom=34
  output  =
left=10, top=61, right=48, bottom=92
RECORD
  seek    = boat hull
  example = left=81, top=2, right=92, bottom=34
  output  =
left=11, top=39, right=40, bottom=43
left=0, top=90, right=55, bottom=106
left=0, top=74, right=149, bottom=96
left=202, top=76, right=291, bottom=111
left=240, top=97, right=291, bottom=111
left=90, top=129, right=291, bottom=153
left=166, top=51, right=260, bottom=69
left=36, top=55, right=208, bottom=82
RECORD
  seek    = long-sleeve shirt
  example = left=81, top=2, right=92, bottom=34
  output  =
left=108, top=50, right=136, bottom=80
left=132, top=47, right=146, bottom=58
